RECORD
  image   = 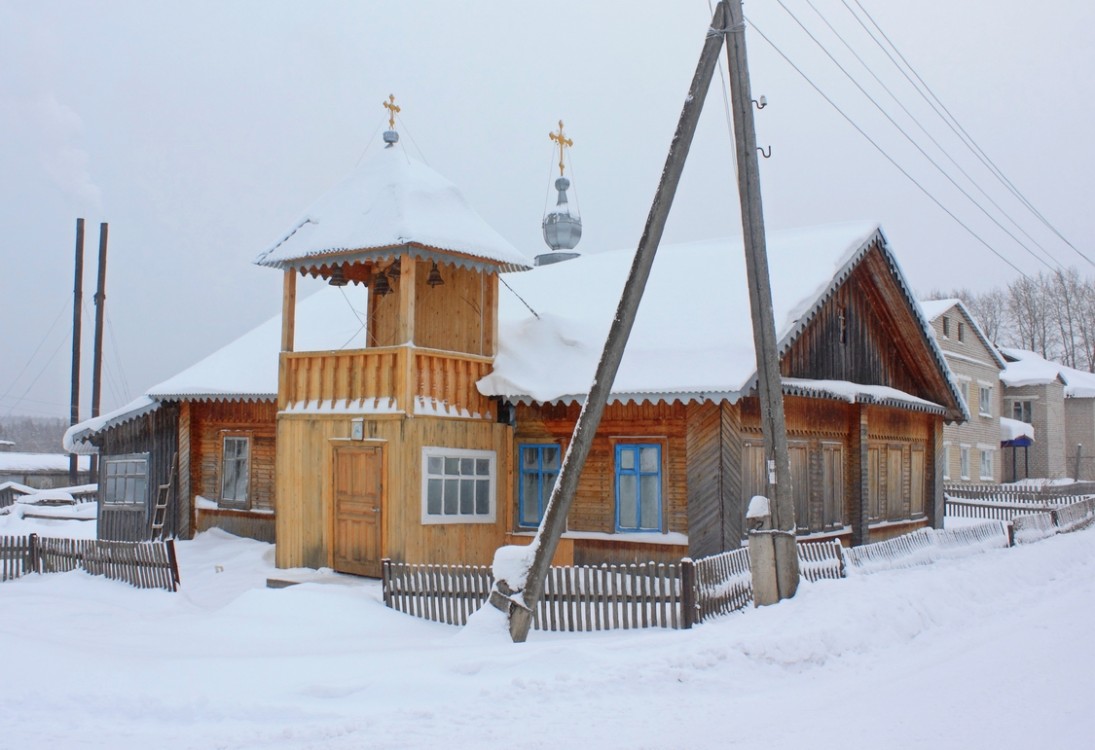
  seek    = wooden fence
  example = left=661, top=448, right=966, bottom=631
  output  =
left=382, top=540, right=848, bottom=631
left=0, top=534, right=33, bottom=581
left=944, top=483, right=1095, bottom=502
left=692, top=548, right=751, bottom=621
left=0, top=534, right=179, bottom=591
left=382, top=559, right=692, bottom=631
left=843, top=522, right=1010, bottom=573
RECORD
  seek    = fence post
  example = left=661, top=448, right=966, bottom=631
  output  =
left=680, top=557, right=696, bottom=629
left=165, top=539, right=181, bottom=590
left=28, top=533, right=40, bottom=574
left=381, top=558, right=392, bottom=608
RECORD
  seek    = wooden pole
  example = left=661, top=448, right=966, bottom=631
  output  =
left=495, top=1, right=730, bottom=643
left=69, top=218, right=85, bottom=486
left=90, top=222, right=109, bottom=484
left=723, top=0, right=799, bottom=601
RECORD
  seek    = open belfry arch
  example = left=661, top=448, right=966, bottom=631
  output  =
left=254, top=97, right=532, bottom=572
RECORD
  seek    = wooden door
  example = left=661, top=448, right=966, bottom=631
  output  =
left=333, top=445, right=383, bottom=577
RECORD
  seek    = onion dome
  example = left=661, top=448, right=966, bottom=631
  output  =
left=537, top=120, right=582, bottom=266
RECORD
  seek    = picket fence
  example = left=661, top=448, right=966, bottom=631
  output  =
left=1011, top=496, right=1095, bottom=544
left=382, top=538, right=850, bottom=631
left=0, top=534, right=179, bottom=591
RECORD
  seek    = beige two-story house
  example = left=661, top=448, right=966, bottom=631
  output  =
left=920, top=299, right=1005, bottom=483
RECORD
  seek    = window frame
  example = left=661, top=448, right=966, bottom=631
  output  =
left=979, top=449, right=994, bottom=481
left=420, top=446, right=497, bottom=525
left=979, top=386, right=992, bottom=417
left=101, top=453, right=150, bottom=507
left=614, top=442, right=663, bottom=533
left=942, top=443, right=951, bottom=481
left=517, top=442, right=562, bottom=529
left=960, top=445, right=971, bottom=480
left=219, top=432, right=252, bottom=508
left=1012, top=400, right=1033, bottom=424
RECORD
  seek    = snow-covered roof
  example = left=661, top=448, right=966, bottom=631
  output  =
left=1000, top=416, right=1035, bottom=443
left=917, top=298, right=1006, bottom=368
left=0, top=452, right=90, bottom=473
left=255, top=143, right=531, bottom=273
left=1000, top=347, right=1095, bottom=397
left=479, top=221, right=962, bottom=417
left=65, top=288, right=367, bottom=450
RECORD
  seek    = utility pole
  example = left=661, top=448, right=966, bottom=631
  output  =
left=490, top=0, right=730, bottom=642
left=724, top=0, right=799, bottom=602
left=69, top=218, right=85, bottom=486
left=90, top=222, right=109, bottom=484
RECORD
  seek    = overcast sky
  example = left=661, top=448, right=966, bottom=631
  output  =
left=2, top=0, right=1093, bottom=423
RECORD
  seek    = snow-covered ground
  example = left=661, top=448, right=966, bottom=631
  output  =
left=1, top=517, right=1092, bottom=749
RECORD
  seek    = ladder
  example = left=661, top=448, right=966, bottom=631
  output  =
left=150, top=453, right=177, bottom=540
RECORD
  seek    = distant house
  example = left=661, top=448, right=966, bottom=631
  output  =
left=999, top=348, right=1095, bottom=480
left=0, top=452, right=90, bottom=490
left=918, top=299, right=1006, bottom=484
left=253, top=126, right=966, bottom=575
left=64, top=291, right=362, bottom=542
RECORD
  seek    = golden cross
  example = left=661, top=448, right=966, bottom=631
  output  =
left=383, top=94, right=401, bottom=129
left=549, top=120, right=573, bottom=177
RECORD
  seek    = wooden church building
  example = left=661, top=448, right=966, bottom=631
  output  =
left=255, top=117, right=967, bottom=574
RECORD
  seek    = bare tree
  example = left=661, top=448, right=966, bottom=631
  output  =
left=960, top=287, right=1008, bottom=346
left=1008, top=274, right=1055, bottom=357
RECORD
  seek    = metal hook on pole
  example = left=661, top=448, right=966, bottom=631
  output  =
left=757, top=145, right=772, bottom=158
left=752, top=95, right=767, bottom=110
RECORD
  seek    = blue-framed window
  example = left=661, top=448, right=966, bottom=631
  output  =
left=518, top=443, right=561, bottom=528
left=615, top=443, right=662, bottom=532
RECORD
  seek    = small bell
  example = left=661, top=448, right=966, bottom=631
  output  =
left=426, top=261, right=444, bottom=288
left=373, top=269, right=392, bottom=296
left=328, top=264, right=349, bottom=287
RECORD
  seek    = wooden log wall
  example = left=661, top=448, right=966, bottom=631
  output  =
left=98, top=403, right=179, bottom=541
left=190, top=400, right=277, bottom=513
left=515, top=400, right=689, bottom=537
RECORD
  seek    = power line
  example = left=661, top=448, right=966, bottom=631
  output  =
left=0, top=303, right=68, bottom=411
left=773, top=0, right=1058, bottom=273
left=744, top=14, right=1030, bottom=279
left=803, top=0, right=1063, bottom=271
left=843, top=0, right=1095, bottom=270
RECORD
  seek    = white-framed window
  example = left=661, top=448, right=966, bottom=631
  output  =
left=220, top=434, right=251, bottom=506
left=980, top=449, right=994, bottom=480
left=979, top=386, right=992, bottom=417
left=960, top=381, right=971, bottom=410
left=942, top=443, right=951, bottom=481
left=960, top=445, right=971, bottom=480
left=957, top=321, right=966, bottom=342
left=421, top=447, right=496, bottom=524
left=942, top=316, right=951, bottom=338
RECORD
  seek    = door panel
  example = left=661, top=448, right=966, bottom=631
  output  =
left=333, top=446, right=383, bottom=577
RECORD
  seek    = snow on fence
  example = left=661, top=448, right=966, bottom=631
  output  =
left=692, top=548, right=751, bottom=621
left=383, top=540, right=848, bottom=630
left=943, top=496, right=1059, bottom=523
left=843, top=522, right=1010, bottom=574
left=0, top=534, right=180, bottom=591
left=798, top=539, right=845, bottom=582
left=381, top=559, right=692, bottom=631
left=1054, top=497, right=1095, bottom=532
left=1011, top=513, right=1057, bottom=544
